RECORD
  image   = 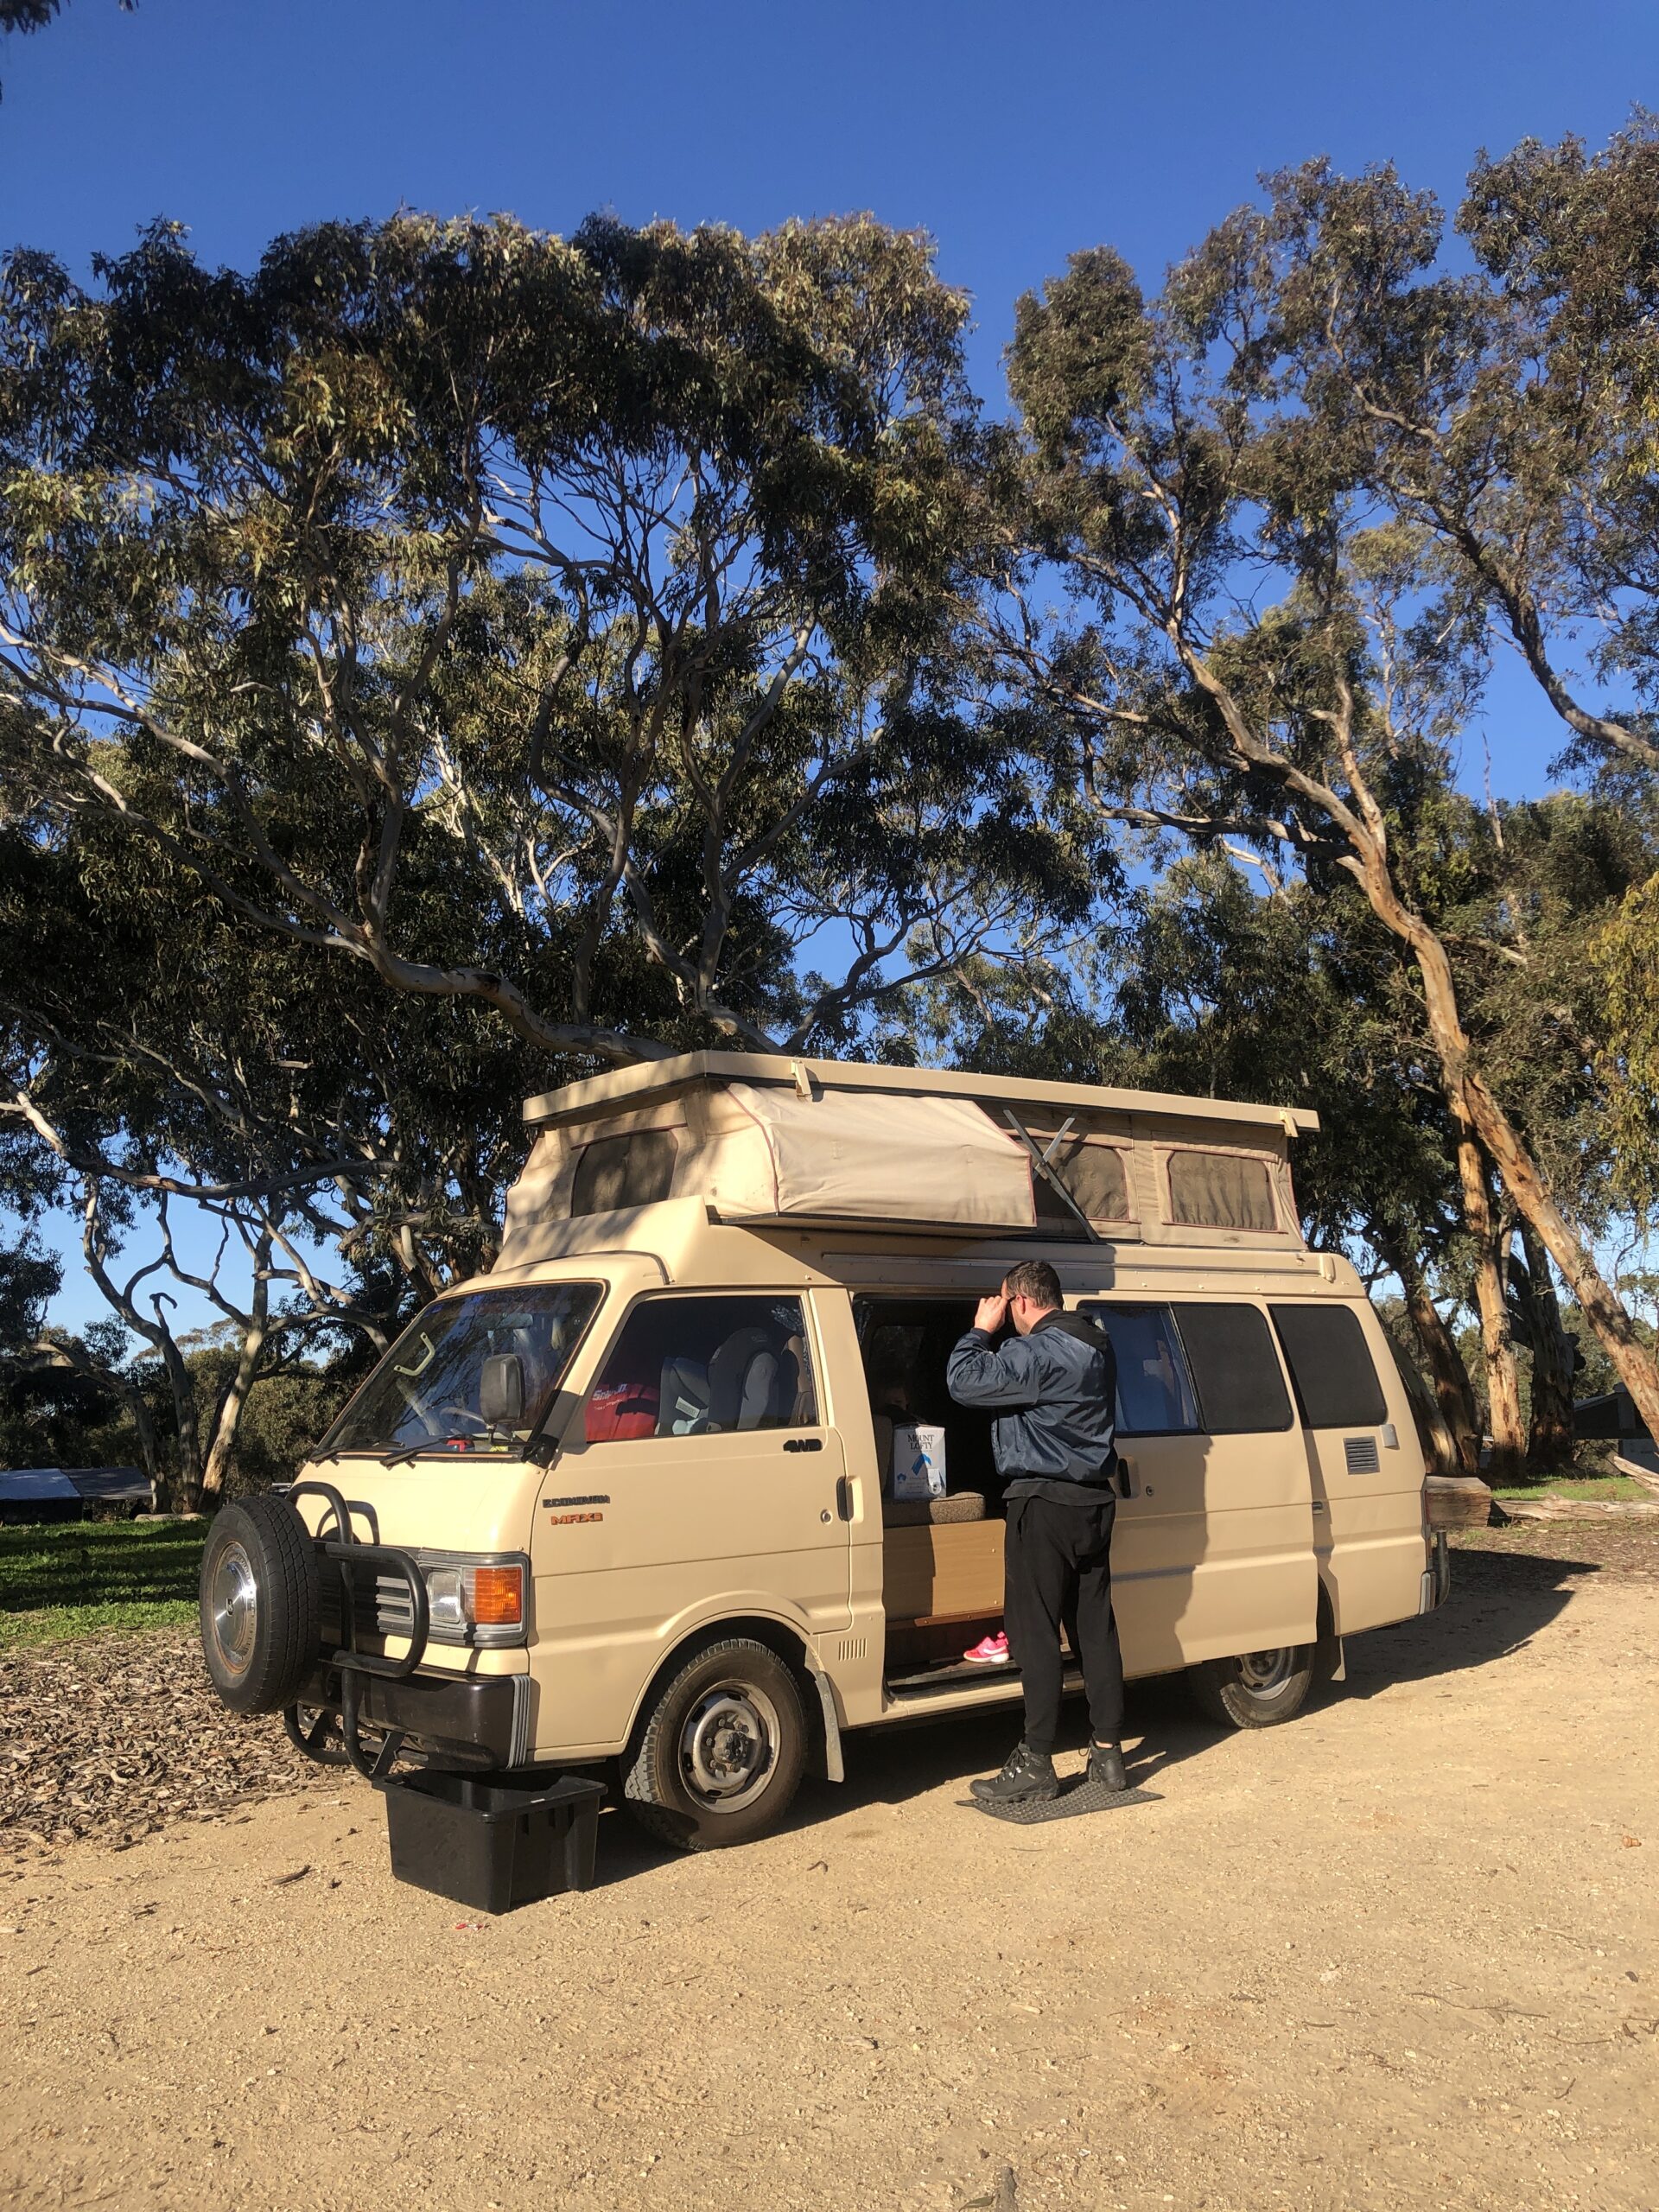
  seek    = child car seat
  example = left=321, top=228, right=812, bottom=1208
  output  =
left=659, top=1356, right=712, bottom=1436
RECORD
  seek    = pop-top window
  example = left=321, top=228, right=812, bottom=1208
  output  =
left=1031, top=1135, right=1133, bottom=1226
left=585, top=1294, right=817, bottom=1441
left=327, top=1284, right=604, bottom=1456
left=1166, top=1149, right=1279, bottom=1232
left=570, top=1129, right=678, bottom=1217
left=1082, top=1303, right=1199, bottom=1433
left=1173, top=1303, right=1294, bottom=1433
left=1270, top=1304, right=1388, bottom=1428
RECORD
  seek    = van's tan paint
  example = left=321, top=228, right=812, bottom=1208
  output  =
left=294, top=1183, right=1431, bottom=1766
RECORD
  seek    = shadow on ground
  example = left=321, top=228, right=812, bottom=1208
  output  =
left=588, top=1544, right=1604, bottom=1888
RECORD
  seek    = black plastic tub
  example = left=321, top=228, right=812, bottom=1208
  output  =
left=376, top=1769, right=606, bottom=1913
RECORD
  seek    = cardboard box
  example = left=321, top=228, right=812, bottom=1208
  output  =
left=890, top=1423, right=948, bottom=1501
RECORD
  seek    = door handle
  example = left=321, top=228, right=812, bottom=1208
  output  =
left=836, top=1475, right=854, bottom=1522
left=783, top=1436, right=823, bottom=1454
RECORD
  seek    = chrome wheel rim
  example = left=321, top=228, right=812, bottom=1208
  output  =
left=679, top=1683, right=779, bottom=1813
left=1238, top=1648, right=1294, bottom=1694
left=209, top=1540, right=257, bottom=1675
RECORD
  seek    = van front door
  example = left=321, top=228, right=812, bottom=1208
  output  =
left=528, top=1291, right=850, bottom=1758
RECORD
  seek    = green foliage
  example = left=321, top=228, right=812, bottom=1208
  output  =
left=1590, top=871, right=1659, bottom=1209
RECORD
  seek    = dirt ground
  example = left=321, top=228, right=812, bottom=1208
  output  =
left=3, top=1538, right=1656, bottom=2212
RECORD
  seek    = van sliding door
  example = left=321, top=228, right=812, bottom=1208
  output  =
left=1083, top=1300, right=1318, bottom=1673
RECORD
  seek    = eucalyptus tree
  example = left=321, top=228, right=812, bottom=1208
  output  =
left=986, top=142, right=1659, bottom=1442
left=0, top=212, right=1083, bottom=1076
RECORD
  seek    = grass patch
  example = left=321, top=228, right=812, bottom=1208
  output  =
left=0, top=1517, right=207, bottom=1653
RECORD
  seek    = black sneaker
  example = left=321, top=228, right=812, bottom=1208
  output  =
left=1086, top=1741, right=1128, bottom=1793
left=969, top=1742, right=1059, bottom=1804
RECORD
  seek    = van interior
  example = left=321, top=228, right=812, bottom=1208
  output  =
left=855, top=1295, right=1023, bottom=1688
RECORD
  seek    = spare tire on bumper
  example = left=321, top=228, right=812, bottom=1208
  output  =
left=200, top=1494, right=322, bottom=1714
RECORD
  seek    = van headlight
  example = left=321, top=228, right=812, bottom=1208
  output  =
left=425, top=1567, right=469, bottom=1635
left=374, top=1555, right=528, bottom=1648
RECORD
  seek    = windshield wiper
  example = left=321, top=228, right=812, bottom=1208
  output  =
left=378, top=1436, right=474, bottom=1466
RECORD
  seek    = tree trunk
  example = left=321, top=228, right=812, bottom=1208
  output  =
left=1354, top=848, right=1659, bottom=1449
left=1388, top=1247, right=1482, bottom=1476
left=1515, top=1218, right=1578, bottom=1470
left=1468, top=1154, right=1526, bottom=1482
left=200, top=1236, right=271, bottom=1504
left=156, top=1334, right=207, bottom=1516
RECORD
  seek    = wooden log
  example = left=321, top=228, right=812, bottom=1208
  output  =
left=1425, top=1474, right=1496, bottom=1529
left=1612, top=1446, right=1659, bottom=1497
left=1497, top=1494, right=1659, bottom=1522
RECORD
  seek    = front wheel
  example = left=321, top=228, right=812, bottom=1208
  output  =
left=622, top=1637, right=807, bottom=1851
left=1189, top=1643, right=1315, bottom=1729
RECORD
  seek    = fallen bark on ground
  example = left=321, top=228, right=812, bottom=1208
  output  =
left=0, top=1628, right=315, bottom=1857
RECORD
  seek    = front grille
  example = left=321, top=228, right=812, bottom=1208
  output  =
left=374, top=1571, right=416, bottom=1637
left=1344, top=1434, right=1381, bottom=1474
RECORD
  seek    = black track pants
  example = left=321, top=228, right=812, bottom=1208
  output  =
left=1003, top=1488, right=1124, bottom=1753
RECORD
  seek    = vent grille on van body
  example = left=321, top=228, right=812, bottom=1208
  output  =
left=1344, top=1435, right=1382, bottom=1475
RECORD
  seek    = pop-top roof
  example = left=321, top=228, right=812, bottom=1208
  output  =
left=523, top=1051, right=1319, bottom=1135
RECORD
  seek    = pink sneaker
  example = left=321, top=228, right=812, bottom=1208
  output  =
left=963, top=1631, right=1010, bottom=1665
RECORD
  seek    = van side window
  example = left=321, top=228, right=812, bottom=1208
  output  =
left=1166, top=1150, right=1278, bottom=1231
left=1270, top=1304, right=1388, bottom=1428
left=571, top=1130, right=677, bottom=1217
left=1080, top=1303, right=1199, bottom=1433
left=1173, top=1303, right=1294, bottom=1433
left=584, top=1294, right=817, bottom=1441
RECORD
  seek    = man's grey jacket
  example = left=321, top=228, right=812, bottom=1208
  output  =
left=946, top=1310, right=1118, bottom=1497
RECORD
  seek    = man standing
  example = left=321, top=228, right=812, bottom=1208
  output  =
left=947, top=1261, right=1127, bottom=1805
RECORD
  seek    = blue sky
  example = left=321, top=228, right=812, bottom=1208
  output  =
left=4, top=0, right=1656, bottom=1328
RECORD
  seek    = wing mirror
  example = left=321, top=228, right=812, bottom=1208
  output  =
left=480, top=1352, right=525, bottom=1433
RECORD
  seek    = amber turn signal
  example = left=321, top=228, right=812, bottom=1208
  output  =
left=470, top=1564, right=524, bottom=1626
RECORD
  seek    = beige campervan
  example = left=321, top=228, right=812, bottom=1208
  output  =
left=200, top=1054, right=1446, bottom=1848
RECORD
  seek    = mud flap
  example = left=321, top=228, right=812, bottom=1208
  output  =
left=803, top=1649, right=845, bottom=1784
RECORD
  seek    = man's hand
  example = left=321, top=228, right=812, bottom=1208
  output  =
left=974, top=1293, right=1009, bottom=1335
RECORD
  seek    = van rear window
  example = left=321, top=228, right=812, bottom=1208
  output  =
left=1173, top=1304, right=1294, bottom=1433
left=1270, top=1304, right=1388, bottom=1428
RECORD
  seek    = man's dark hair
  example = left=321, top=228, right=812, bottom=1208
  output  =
left=1002, top=1259, right=1063, bottom=1310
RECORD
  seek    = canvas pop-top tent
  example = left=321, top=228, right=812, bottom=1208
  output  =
left=502, top=1053, right=1317, bottom=1252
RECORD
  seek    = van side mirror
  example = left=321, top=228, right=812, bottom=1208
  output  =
left=480, top=1352, right=525, bottom=1432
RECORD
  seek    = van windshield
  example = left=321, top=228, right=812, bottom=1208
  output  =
left=327, top=1284, right=604, bottom=1457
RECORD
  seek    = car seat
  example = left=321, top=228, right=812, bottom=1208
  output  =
left=707, top=1325, right=798, bottom=1430
left=659, top=1355, right=712, bottom=1436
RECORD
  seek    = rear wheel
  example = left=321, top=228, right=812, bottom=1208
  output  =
left=199, top=1495, right=321, bottom=1714
left=1188, top=1643, right=1314, bottom=1729
left=623, top=1637, right=807, bottom=1851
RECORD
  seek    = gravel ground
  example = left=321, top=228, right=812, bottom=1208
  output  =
left=2, top=1533, right=1656, bottom=2212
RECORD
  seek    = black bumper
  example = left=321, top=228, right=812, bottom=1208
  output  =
left=299, top=1663, right=528, bottom=1770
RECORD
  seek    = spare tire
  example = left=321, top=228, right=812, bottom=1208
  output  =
left=200, top=1494, right=322, bottom=1714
